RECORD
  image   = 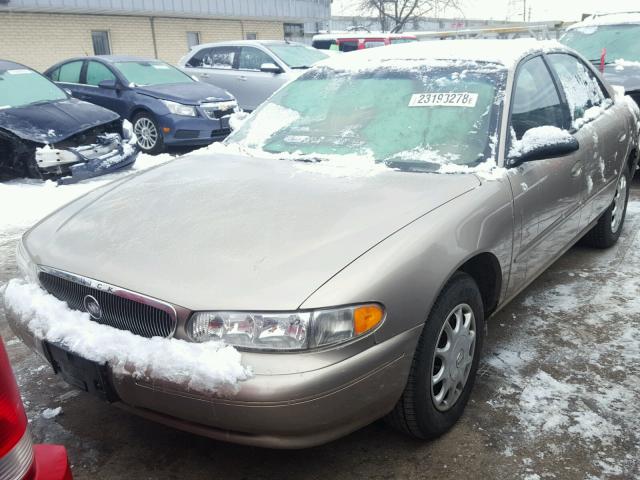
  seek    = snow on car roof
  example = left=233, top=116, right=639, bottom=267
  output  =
left=317, top=38, right=565, bottom=71
left=566, top=12, right=640, bottom=30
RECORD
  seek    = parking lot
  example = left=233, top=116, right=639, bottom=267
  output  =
left=1, top=172, right=638, bottom=480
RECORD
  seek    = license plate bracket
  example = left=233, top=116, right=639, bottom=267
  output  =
left=43, top=342, right=120, bottom=403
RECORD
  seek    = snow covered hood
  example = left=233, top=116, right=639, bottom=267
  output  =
left=134, top=81, right=234, bottom=105
left=566, top=12, right=640, bottom=30
left=23, top=152, right=480, bottom=311
left=0, top=98, right=120, bottom=144
left=316, top=38, right=566, bottom=71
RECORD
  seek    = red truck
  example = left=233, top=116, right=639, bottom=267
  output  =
left=312, top=33, right=417, bottom=52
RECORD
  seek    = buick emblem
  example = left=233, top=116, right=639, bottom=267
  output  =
left=83, top=295, right=103, bottom=320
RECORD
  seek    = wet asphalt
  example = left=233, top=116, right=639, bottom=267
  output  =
left=1, top=178, right=639, bottom=480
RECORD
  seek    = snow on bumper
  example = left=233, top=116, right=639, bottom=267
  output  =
left=3, top=279, right=252, bottom=396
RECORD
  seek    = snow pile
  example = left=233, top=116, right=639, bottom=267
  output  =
left=235, top=103, right=300, bottom=150
left=613, top=58, right=640, bottom=71
left=229, top=111, right=250, bottom=131
left=508, top=126, right=574, bottom=159
left=42, top=407, right=62, bottom=419
left=4, top=279, right=252, bottom=396
left=0, top=153, right=173, bottom=232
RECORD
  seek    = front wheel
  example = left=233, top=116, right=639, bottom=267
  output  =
left=584, top=166, right=630, bottom=249
left=386, top=271, right=484, bottom=439
left=132, top=113, right=164, bottom=155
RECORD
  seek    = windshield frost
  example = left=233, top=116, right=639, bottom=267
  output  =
left=561, top=24, right=640, bottom=63
left=228, top=64, right=506, bottom=171
left=266, top=44, right=329, bottom=69
left=0, top=69, right=67, bottom=109
left=115, top=61, right=194, bottom=86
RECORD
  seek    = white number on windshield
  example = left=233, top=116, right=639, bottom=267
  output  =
left=409, top=92, right=479, bottom=108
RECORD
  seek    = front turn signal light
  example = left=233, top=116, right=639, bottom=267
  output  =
left=354, top=305, right=385, bottom=335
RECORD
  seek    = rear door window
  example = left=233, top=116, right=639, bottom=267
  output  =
left=546, top=53, right=609, bottom=129
left=86, top=61, right=117, bottom=86
left=188, top=47, right=238, bottom=69
left=510, top=56, right=568, bottom=139
left=55, top=61, right=83, bottom=84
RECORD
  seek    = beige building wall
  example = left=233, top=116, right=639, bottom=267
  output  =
left=153, top=18, right=284, bottom=64
left=0, top=12, right=285, bottom=71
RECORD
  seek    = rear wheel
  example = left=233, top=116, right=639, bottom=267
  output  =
left=132, top=113, right=164, bottom=154
left=584, top=166, right=630, bottom=249
left=386, top=272, right=484, bottom=439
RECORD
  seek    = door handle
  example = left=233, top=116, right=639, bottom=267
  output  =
left=200, top=73, right=209, bottom=78
left=238, top=76, right=248, bottom=81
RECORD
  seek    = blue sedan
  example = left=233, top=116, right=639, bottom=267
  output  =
left=45, top=56, right=238, bottom=154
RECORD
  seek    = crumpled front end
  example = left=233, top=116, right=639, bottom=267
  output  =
left=35, top=120, right=139, bottom=184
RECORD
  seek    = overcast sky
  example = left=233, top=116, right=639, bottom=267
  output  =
left=331, top=0, right=640, bottom=22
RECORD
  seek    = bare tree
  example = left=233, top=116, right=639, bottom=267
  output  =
left=358, top=0, right=462, bottom=33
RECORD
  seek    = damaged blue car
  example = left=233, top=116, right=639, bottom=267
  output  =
left=0, top=59, right=138, bottom=183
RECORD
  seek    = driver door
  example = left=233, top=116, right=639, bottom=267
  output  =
left=506, top=55, right=587, bottom=292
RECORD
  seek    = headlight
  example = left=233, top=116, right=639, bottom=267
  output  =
left=161, top=99, right=197, bottom=117
left=188, top=304, right=385, bottom=351
left=16, top=240, right=38, bottom=284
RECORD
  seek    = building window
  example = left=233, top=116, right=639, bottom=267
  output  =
left=92, top=31, right=111, bottom=55
left=187, top=31, right=201, bottom=49
left=245, top=32, right=257, bottom=40
left=284, top=23, right=304, bottom=39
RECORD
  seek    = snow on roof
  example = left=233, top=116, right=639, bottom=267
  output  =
left=566, top=12, right=640, bottom=30
left=317, top=38, right=565, bottom=71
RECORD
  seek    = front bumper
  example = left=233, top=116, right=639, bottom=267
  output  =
left=37, top=133, right=138, bottom=185
left=6, top=298, right=418, bottom=449
left=157, top=113, right=231, bottom=147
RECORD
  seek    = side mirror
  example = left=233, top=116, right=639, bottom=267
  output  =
left=63, top=88, right=73, bottom=96
left=260, top=63, right=283, bottom=74
left=98, top=79, right=120, bottom=90
left=508, top=126, right=579, bottom=166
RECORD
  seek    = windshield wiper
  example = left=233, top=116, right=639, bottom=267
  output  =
left=290, top=66, right=311, bottom=69
left=588, top=59, right=614, bottom=65
left=384, top=160, right=441, bottom=172
left=27, top=100, right=56, bottom=106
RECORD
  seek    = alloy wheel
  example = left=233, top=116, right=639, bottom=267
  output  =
left=611, top=173, right=627, bottom=234
left=430, top=303, right=477, bottom=412
left=133, top=117, right=159, bottom=151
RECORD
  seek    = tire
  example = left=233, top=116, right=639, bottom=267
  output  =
left=583, top=165, right=630, bottom=249
left=132, top=112, right=164, bottom=155
left=386, top=271, right=485, bottom=439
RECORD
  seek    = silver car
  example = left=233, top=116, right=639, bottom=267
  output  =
left=6, top=39, right=639, bottom=449
left=178, top=40, right=329, bottom=111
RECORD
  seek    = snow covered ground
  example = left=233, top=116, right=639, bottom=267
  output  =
left=0, top=156, right=638, bottom=478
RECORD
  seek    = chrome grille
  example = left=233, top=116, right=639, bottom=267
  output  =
left=201, top=101, right=236, bottom=120
left=39, top=271, right=176, bottom=338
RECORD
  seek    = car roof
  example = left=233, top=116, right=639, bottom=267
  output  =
left=192, top=40, right=302, bottom=49
left=313, top=33, right=416, bottom=40
left=316, top=38, right=569, bottom=71
left=51, top=55, right=162, bottom=66
left=566, top=12, right=640, bottom=30
left=0, top=59, right=31, bottom=71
